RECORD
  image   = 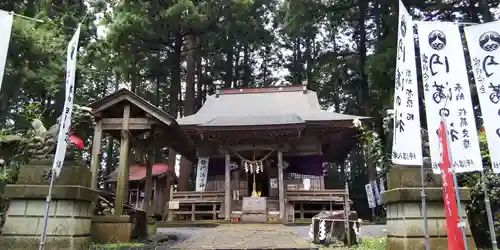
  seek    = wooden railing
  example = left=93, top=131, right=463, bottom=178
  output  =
left=286, top=189, right=345, bottom=202
left=172, top=191, right=225, bottom=202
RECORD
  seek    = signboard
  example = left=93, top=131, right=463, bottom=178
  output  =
left=365, top=183, right=376, bottom=208
left=195, top=157, right=209, bottom=192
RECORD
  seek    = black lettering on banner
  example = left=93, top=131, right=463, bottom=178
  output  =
left=488, top=83, right=500, bottom=104
left=449, top=122, right=459, bottom=142
left=432, top=82, right=452, bottom=104
left=396, top=113, right=405, bottom=132
left=406, top=89, right=414, bottom=108
left=429, top=54, right=450, bottom=76
left=482, top=55, right=499, bottom=77
left=392, top=151, right=417, bottom=160
left=472, top=58, right=486, bottom=94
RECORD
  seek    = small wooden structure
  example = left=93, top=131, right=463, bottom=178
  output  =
left=170, top=84, right=369, bottom=222
left=105, top=163, right=176, bottom=215
left=89, top=89, right=195, bottom=215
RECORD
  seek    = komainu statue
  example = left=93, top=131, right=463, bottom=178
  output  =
left=0, top=105, right=93, bottom=162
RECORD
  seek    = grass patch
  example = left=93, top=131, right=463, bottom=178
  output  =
left=350, top=237, right=386, bottom=250
left=91, top=242, right=145, bottom=249
left=318, top=237, right=386, bottom=250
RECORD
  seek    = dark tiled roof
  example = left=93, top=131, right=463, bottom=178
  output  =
left=177, top=86, right=368, bottom=128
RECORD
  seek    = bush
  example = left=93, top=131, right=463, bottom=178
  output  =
left=459, top=129, right=500, bottom=249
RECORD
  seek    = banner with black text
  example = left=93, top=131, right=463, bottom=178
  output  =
left=392, top=1, right=423, bottom=166
left=52, top=25, right=81, bottom=178
left=417, top=21, right=482, bottom=174
left=0, top=10, right=13, bottom=92
left=464, top=21, right=500, bottom=173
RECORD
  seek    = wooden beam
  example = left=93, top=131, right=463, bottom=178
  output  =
left=228, top=144, right=289, bottom=152
left=90, top=120, right=103, bottom=190
left=101, top=118, right=157, bottom=130
left=114, top=104, right=131, bottom=215
left=278, top=149, right=285, bottom=221
left=224, top=150, right=231, bottom=220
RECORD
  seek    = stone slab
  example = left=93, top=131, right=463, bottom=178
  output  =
left=0, top=235, right=91, bottom=250
left=4, top=185, right=98, bottom=202
left=382, top=187, right=471, bottom=204
left=91, top=216, right=133, bottom=244
left=16, top=160, right=90, bottom=187
left=241, top=214, right=268, bottom=223
left=386, top=166, right=441, bottom=189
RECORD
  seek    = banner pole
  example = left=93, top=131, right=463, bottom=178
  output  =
left=419, top=161, right=430, bottom=250
left=38, top=169, right=56, bottom=250
left=481, top=169, right=498, bottom=250
left=443, top=116, right=469, bottom=250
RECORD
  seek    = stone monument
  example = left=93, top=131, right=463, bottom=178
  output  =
left=0, top=118, right=97, bottom=250
left=381, top=112, right=476, bottom=250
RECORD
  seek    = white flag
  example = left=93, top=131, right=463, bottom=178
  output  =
left=195, top=157, right=209, bottom=192
left=417, top=21, right=482, bottom=174
left=0, top=10, right=13, bottom=92
left=392, top=1, right=423, bottom=166
left=52, top=25, right=81, bottom=178
left=464, top=21, right=500, bottom=173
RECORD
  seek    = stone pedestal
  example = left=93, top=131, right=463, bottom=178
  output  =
left=242, top=197, right=267, bottom=223
left=381, top=167, right=477, bottom=250
left=0, top=160, right=97, bottom=250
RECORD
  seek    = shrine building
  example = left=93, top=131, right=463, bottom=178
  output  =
left=167, top=83, right=368, bottom=222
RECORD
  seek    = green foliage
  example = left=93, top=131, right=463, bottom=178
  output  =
left=350, top=237, right=386, bottom=250
left=458, top=129, right=500, bottom=248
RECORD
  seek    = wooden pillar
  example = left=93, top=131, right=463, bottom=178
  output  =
left=278, top=149, right=285, bottom=221
left=90, top=120, right=103, bottom=190
left=114, top=104, right=131, bottom=215
left=224, top=150, right=231, bottom=220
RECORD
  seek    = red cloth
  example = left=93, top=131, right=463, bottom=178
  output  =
left=438, top=120, right=465, bottom=250
left=70, top=135, right=84, bottom=149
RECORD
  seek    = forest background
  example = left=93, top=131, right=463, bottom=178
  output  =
left=0, top=0, right=499, bottom=248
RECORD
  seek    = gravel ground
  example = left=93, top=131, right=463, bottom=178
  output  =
left=95, top=224, right=386, bottom=249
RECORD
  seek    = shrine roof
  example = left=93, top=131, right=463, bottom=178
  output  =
left=89, top=88, right=196, bottom=161
left=105, top=163, right=174, bottom=183
left=177, top=86, right=369, bottom=129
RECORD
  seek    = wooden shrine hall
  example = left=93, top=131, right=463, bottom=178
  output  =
left=89, top=89, right=196, bottom=216
left=168, top=83, right=368, bottom=222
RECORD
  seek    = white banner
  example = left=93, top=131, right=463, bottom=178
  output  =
left=365, top=183, right=376, bottom=208
left=195, top=157, right=209, bottom=192
left=417, top=21, right=483, bottom=174
left=465, top=21, right=500, bottom=173
left=0, top=10, right=13, bottom=92
left=52, top=25, right=81, bottom=177
left=392, top=1, right=423, bottom=166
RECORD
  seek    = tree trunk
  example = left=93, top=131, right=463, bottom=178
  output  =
left=143, top=136, right=154, bottom=217
left=242, top=41, right=250, bottom=88
left=178, top=34, right=197, bottom=191
left=224, top=33, right=234, bottom=88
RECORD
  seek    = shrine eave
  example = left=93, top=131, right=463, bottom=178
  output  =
left=177, top=86, right=371, bottom=129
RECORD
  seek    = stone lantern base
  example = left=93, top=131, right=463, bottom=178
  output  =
left=0, top=160, right=97, bottom=250
left=381, top=167, right=477, bottom=250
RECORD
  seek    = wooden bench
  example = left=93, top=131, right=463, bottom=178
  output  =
left=170, top=191, right=224, bottom=221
